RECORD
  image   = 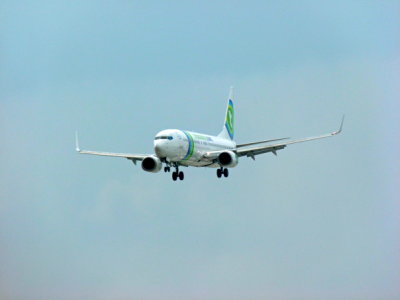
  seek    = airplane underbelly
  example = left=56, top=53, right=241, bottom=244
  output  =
left=181, top=161, right=219, bottom=168
left=179, top=143, right=217, bottom=167
left=172, top=131, right=224, bottom=168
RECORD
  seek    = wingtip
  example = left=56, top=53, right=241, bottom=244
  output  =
left=332, top=115, right=345, bottom=135
left=75, top=131, right=81, bottom=152
left=339, top=114, right=345, bottom=132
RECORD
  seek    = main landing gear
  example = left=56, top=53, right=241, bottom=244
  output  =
left=217, top=167, right=229, bottom=178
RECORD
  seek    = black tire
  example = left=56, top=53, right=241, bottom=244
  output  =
left=164, top=167, right=167, bottom=172
left=179, top=171, right=184, bottom=181
left=217, top=169, right=222, bottom=178
left=223, top=168, right=229, bottom=177
left=172, top=172, right=178, bottom=181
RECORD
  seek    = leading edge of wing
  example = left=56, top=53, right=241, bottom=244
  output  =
left=236, top=115, right=344, bottom=157
left=75, top=132, right=148, bottom=161
left=77, top=149, right=147, bottom=160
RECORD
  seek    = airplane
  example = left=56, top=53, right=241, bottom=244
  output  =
left=75, top=87, right=344, bottom=181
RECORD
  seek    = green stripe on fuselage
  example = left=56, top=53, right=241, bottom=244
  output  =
left=182, top=131, right=195, bottom=161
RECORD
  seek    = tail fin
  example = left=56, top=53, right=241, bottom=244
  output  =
left=218, top=87, right=235, bottom=140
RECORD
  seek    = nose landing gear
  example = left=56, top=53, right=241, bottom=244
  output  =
left=217, top=167, right=229, bottom=178
left=171, top=164, right=184, bottom=181
left=172, top=171, right=184, bottom=181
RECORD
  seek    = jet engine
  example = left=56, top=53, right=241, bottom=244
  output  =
left=141, top=156, right=162, bottom=173
left=217, top=151, right=239, bottom=168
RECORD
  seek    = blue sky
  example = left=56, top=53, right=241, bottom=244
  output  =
left=1, top=1, right=399, bottom=299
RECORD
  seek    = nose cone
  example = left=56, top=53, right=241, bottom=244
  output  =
left=154, top=129, right=176, bottom=158
left=154, top=141, right=166, bottom=157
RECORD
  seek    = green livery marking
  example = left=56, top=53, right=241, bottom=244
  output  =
left=225, top=99, right=234, bottom=139
left=182, top=131, right=195, bottom=161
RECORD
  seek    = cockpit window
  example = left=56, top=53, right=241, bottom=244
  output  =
left=155, top=136, right=173, bottom=140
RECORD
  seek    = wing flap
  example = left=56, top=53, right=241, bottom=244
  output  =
left=239, top=145, right=286, bottom=158
left=236, top=137, right=289, bottom=148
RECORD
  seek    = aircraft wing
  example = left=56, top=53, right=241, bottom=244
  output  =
left=237, top=116, right=344, bottom=159
left=75, top=132, right=148, bottom=164
left=236, top=137, right=290, bottom=148
left=204, top=116, right=344, bottom=160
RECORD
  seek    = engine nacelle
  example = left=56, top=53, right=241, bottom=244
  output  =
left=141, top=156, right=162, bottom=173
left=218, top=151, right=239, bottom=168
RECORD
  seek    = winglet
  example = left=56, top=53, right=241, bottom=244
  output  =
left=75, top=131, right=81, bottom=152
left=332, top=115, right=345, bottom=135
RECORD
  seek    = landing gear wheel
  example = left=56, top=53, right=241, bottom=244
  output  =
left=179, top=171, right=184, bottom=181
left=217, top=169, right=222, bottom=178
left=164, top=167, right=168, bottom=173
left=172, top=172, right=178, bottom=181
left=166, top=166, right=170, bottom=172
left=223, top=168, right=229, bottom=177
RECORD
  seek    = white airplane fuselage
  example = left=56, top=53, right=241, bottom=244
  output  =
left=154, top=129, right=236, bottom=168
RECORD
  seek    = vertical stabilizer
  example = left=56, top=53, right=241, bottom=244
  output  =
left=218, top=87, right=235, bottom=140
